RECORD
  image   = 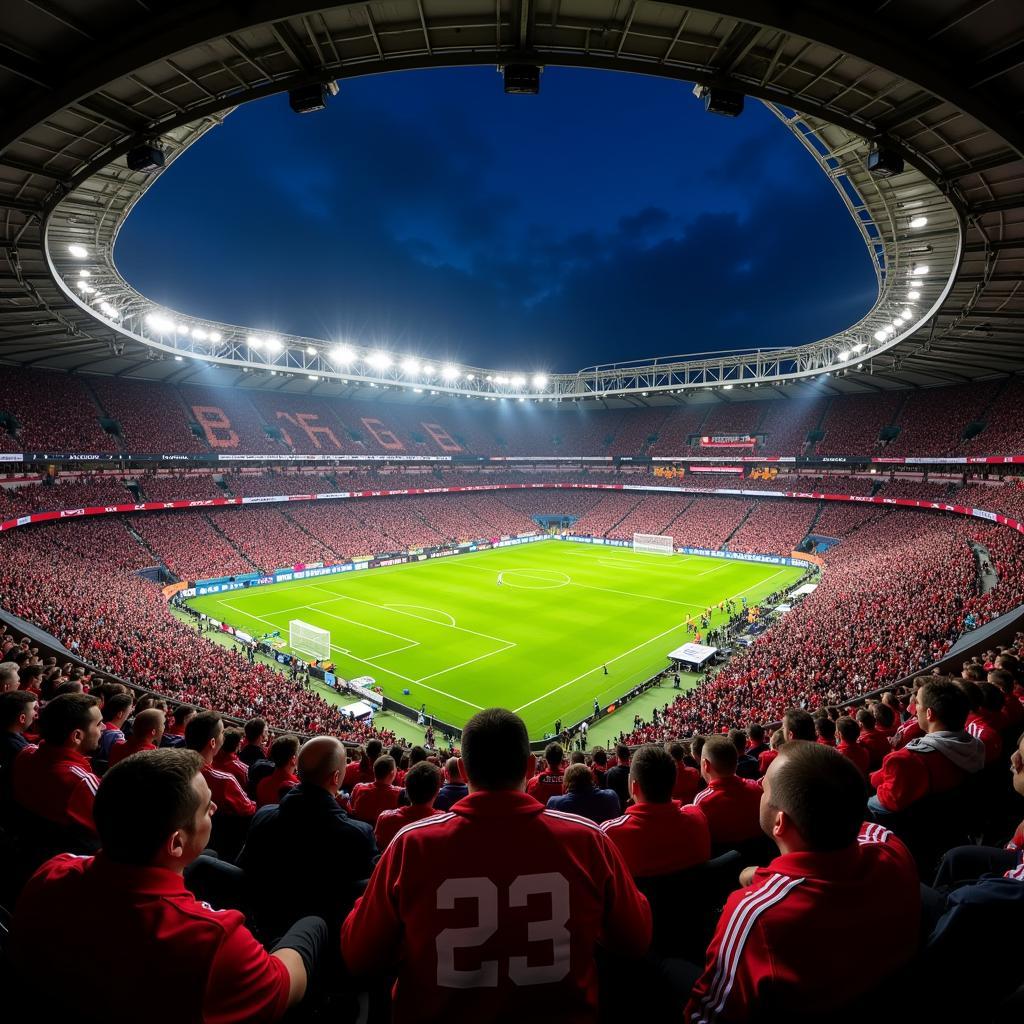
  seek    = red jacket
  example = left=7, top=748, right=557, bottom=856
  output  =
left=757, top=749, right=778, bottom=776
left=837, top=740, right=870, bottom=778
left=351, top=780, right=402, bottom=824
left=673, top=763, right=702, bottom=804
left=213, top=750, right=249, bottom=787
left=692, top=775, right=764, bottom=846
left=374, top=803, right=440, bottom=849
left=966, top=712, right=1003, bottom=764
left=600, top=801, right=711, bottom=877
left=341, top=789, right=651, bottom=1022
left=108, top=736, right=157, bottom=767
left=857, top=729, right=891, bottom=771
left=12, top=742, right=99, bottom=834
left=891, top=718, right=923, bottom=750
left=202, top=764, right=256, bottom=817
left=685, top=824, right=919, bottom=1023
left=12, top=853, right=291, bottom=1023
left=526, top=770, right=565, bottom=805
left=870, top=740, right=973, bottom=813
left=256, top=768, right=299, bottom=808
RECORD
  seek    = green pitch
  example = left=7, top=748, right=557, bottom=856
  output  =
left=186, top=541, right=803, bottom=738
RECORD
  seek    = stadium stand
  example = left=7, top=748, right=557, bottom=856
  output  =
left=89, top=378, right=208, bottom=453
left=726, top=499, right=819, bottom=555
left=815, top=391, right=903, bottom=455
left=0, top=369, right=115, bottom=452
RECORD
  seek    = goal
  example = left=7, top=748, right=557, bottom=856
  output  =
left=633, top=532, right=674, bottom=556
left=289, top=619, right=331, bottom=662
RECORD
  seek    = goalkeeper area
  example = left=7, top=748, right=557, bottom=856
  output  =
left=185, top=542, right=803, bottom=738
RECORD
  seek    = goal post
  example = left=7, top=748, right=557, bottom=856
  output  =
left=633, top=532, right=674, bottom=556
left=289, top=620, right=331, bottom=662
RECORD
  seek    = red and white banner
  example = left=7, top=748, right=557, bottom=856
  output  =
left=699, top=435, right=756, bottom=448
left=687, top=465, right=746, bottom=474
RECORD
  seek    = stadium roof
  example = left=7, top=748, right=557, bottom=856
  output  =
left=1, top=1, right=1022, bottom=407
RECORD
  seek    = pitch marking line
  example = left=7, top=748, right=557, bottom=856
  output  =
left=383, top=604, right=457, bottom=626
left=218, top=600, right=484, bottom=711
left=512, top=618, right=691, bottom=715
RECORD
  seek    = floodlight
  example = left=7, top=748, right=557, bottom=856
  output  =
left=68, top=244, right=88, bottom=258
left=912, top=265, right=929, bottom=276
left=78, top=270, right=90, bottom=278
left=893, top=317, right=905, bottom=327
left=512, top=375, right=526, bottom=387
left=908, top=290, right=921, bottom=300
left=306, top=346, right=316, bottom=355
left=723, top=384, right=733, bottom=390
left=367, top=350, right=391, bottom=370
left=401, top=357, right=419, bottom=375
left=209, top=331, right=222, bottom=343
left=467, top=374, right=475, bottom=381
left=193, top=328, right=208, bottom=341
left=441, top=365, right=459, bottom=380
left=852, top=342, right=866, bottom=352
left=288, top=81, right=339, bottom=114
left=909, top=216, right=928, bottom=228
left=867, top=144, right=904, bottom=178
left=331, top=345, right=354, bottom=363
left=126, top=141, right=165, bottom=173
left=145, top=312, right=174, bottom=333
left=503, top=64, right=541, bottom=95
left=838, top=351, right=850, bottom=361
left=308, top=374, right=319, bottom=381
left=900, top=309, right=913, bottom=319
left=265, top=336, right=283, bottom=353
left=532, top=374, right=548, bottom=388
left=247, top=335, right=264, bottom=349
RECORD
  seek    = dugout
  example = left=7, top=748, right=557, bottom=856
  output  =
left=666, top=641, right=718, bottom=671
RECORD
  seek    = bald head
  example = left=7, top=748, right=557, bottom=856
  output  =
left=133, top=708, right=166, bottom=745
left=298, top=736, right=347, bottom=792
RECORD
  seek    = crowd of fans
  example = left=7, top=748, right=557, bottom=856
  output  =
left=4, top=368, right=1024, bottom=459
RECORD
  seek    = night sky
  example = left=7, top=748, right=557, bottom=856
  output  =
left=116, top=66, right=877, bottom=374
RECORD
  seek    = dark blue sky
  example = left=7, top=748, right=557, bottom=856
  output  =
left=116, top=67, right=877, bottom=373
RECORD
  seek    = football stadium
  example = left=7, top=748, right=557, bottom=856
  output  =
left=1, top=2, right=1023, bottom=1021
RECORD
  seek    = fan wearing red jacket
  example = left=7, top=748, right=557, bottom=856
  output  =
left=668, top=740, right=702, bottom=803
left=184, top=712, right=257, bottom=818
left=12, top=692, right=103, bottom=836
left=601, top=744, right=711, bottom=877
left=686, top=742, right=919, bottom=1023
left=341, top=708, right=652, bottom=1022
left=375, top=761, right=442, bottom=849
left=692, top=735, right=763, bottom=847
left=351, top=755, right=402, bottom=825
left=10, top=748, right=323, bottom=1023
left=109, top=707, right=166, bottom=767
left=526, top=742, right=566, bottom=805
left=836, top=716, right=870, bottom=778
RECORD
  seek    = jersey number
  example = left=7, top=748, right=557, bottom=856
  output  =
left=435, top=873, right=571, bottom=988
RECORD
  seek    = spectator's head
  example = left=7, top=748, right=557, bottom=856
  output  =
left=591, top=747, right=607, bottom=767
left=408, top=745, right=428, bottom=766
left=171, top=705, right=196, bottom=732
left=95, top=749, right=212, bottom=870
left=615, top=744, right=630, bottom=763
left=563, top=763, right=595, bottom=794
left=544, top=742, right=564, bottom=772
left=0, top=661, right=19, bottom=693
left=836, top=716, right=860, bottom=745
left=979, top=682, right=1005, bottom=717
left=629, top=744, right=676, bottom=805
left=569, top=750, right=586, bottom=765
left=988, top=668, right=1015, bottom=697
left=0, top=690, right=38, bottom=734
left=815, top=717, right=837, bottom=745
left=1013, top=732, right=1024, bottom=802
left=297, top=736, right=346, bottom=795
left=373, top=755, right=397, bottom=784
left=405, top=761, right=441, bottom=807
left=184, top=711, right=224, bottom=763
left=461, top=708, right=530, bottom=792
left=692, top=735, right=707, bottom=761
left=270, top=734, right=300, bottom=772
left=132, top=708, right=166, bottom=747
left=760, top=742, right=865, bottom=854
left=873, top=703, right=895, bottom=730
left=769, top=729, right=785, bottom=752
left=728, top=728, right=747, bottom=755
left=917, top=678, right=970, bottom=733
left=365, top=739, right=383, bottom=763
left=856, top=708, right=876, bottom=732
left=19, top=664, right=42, bottom=691
left=102, top=692, right=133, bottom=728
left=666, top=740, right=686, bottom=764
left=701, top=735, right=738, bottom=782
left=783, top=708, right=816, bottom=742
left=961, top=664, right=985, bottom=682
left=243, top=717, right=267, bottom=747
left=956, top=679, right=984, bottom=713
left=749, top=724, right=765, bottom=746
left=220, top=727, right=243, bottom=756
left=444, top=757, right=463, bottom=784
left=38, top=693, right=102, bottom=753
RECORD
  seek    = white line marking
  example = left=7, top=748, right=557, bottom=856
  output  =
left=512, top=619, right=692, bottom=715
left=383, top=604, right=457, bottom=626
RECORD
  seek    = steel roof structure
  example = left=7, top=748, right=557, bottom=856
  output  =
left=1, top=1, right=1022, bottom=408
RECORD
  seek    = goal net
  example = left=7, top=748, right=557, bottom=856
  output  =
left=289, top=620, right=331, bottom=662
left=633, top=532, right=674, bottom=556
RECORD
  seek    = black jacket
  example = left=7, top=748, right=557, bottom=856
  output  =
left=237, top=782, right=376, bottom=934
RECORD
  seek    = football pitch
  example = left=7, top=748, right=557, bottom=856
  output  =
left=186, top=541, right=803, bottom=738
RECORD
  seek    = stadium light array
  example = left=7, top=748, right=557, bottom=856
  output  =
left=532, top=374, right=548, bottom=388
left=512, top=375, right=526, bottom=387
left=442, top=365, right=459, bottom=380
left=852, top=342, right=866, bottom=352
left=265, top=336, right=283, bottom=354
left=838, top=350, right=850, bottom=361
left=145, top=312, right=174, bottom=333
left=912, top=264, right=929, bottom=276
left=909, top=216, right=928, bottom=228
left=68, top=244, right=89, bottom=258
left=908, top=290, right=921, bottom=300
left=331, top=345, right=354, bottom=364
left=367, top=350, right=392, bottom=370
left=401, top=357, right=419, bottom=375
left=305, top=346, right=316, bottom=355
